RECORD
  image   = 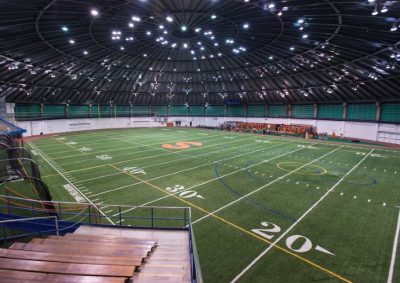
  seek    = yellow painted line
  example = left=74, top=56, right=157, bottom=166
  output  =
left=110, top=164, right=352, bottom=283
left=42, top=173, right=59, bottom=178
left=53, top=137, right=87, bottom=155
left=51, top=137, right=252, bottom=175
left=16, top=160, right=45, bottom=209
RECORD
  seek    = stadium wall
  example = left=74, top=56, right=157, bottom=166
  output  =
left=15, top=117, right=165, bottom=136
left=13, top=116, right=400, bottom=145
left=167, top=116, right=400, bottom=144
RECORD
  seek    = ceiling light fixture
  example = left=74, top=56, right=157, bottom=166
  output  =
left=372, top=4, right=379, bottom=15
left=90, top=9, right=99, bottom=16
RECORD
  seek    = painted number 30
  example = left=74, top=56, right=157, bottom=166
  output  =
left=165, top=185, right=205, bottom=199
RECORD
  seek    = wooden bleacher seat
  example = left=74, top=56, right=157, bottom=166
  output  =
left=1, top=224, right=191, bottom=282
left=0, top=248, right=142, bottom=267
left=45, top=236, right=154, bottom=250
left=29, top=238, right=152, bottom=257
left=0, top=269, right=125, bottom=283
left=10, top=242, right=148, bottom=259
left=0, top=257, right=135, bottom=278
left=62, top=233, right=157, bottom=246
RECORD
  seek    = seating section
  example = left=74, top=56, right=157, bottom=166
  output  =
left=0, top=225, right=191, bottom=282
left=0, top=116, right=26, bottom=135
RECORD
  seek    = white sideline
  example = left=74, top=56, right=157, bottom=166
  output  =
left=192, top=145, right=343, bottom=226
left=117, top=143, right=309, bottom=215
left=29, top=143, right=116, bottom=225
left=230, top=149, right=373, bottom=283
left=387, top=208, right=400, bottom=283
left=93, top=141, right=294, bottom=198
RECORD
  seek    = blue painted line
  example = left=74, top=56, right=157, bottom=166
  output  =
left=215, top=163, right=297, bottom=223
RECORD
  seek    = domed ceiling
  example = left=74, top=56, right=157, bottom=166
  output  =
left=1, top=0, right=400, bottom=105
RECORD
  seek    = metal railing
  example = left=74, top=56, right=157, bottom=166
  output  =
left=0, top=195, right=189, bottom=229
left=188, top=208, right=204, bottom=283
left=0, top=216, right=59, bottom=247
left=0, top=194, right=204, bottom=282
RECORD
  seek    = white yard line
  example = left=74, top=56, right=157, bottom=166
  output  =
left=93, top=141, right=294, bottom=198
left=75, top=137, right=270, bottom=183
left=33, top=128, right=202, bottom=150
left=387, top=208, right=400, bottom=283
left=117, top=143, right=309, bottom=215
left=192, top=145, right=344, bottom=226
left=61, top=134, right=251, bottom=167
left=230, top=148, right=373, bottom=283
left=29, top=143, right=116, bottom=225
left=48, top=131, right=233, bottom=160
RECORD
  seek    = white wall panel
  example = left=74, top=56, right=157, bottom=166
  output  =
left=15, top=116, right=400, bottom=144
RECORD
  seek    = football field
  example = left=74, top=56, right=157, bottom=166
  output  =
left=24, top=127, right=400, bottom=283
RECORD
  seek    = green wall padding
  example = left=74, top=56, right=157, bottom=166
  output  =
left=43, top=105, right=65, bottom=119
left=15, top=103, right=41, bottom=120
left=90, top=105, right=111, bottom=118
left=69, top=105, right=89, bottom=118
left=132, top=105, right=150, bottom=116
left=291, top=104, right=314, bottom=119
left=99, top=105, right=112, bottom=117
left=189, top=106, right=205, bottom=116
left=226, top=106, right=246, bottom=117
left=248, top=105, right=265, bottom=117
left=152, top=106, right=168, bottom=116
left=380, top=103, right=400, bottom=123
left=116, top=105, right=131, bottom=117
left=347, top=103, right=376, bottom=121
left=170, top=106, right=188, bottom=116
left=207, top=106, right=225, bottom=116
left=268, top=105, right=287, bottom=118
left=317, top=104, right=343, bottom=120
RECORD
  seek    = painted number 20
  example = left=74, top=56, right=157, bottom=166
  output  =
left=252, top=221, right=333, bottom=255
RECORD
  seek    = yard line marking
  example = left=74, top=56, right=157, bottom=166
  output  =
left=42, top=135, right=259, bottom=179
left=387, top=208, right=400, bottom=283
left=56, top=135, right=255, bottom=174
left=53, top=137, right=87, bottom=155
left=50, top=131, right=241, bottom=161
left=74, top=138, right=267, bottom=183
left=92, top=141, right=294, bottom=197
left=230, top=149, right=372, bottom=283
left=110, top=160, right=351, bottom=283
left=192, top=146, right=343, bottom=226
left=37, top=129, right=202, bottom=153
left=28, top=143, right=115, bottom=225
left=108, top=143, right=304, bottom=208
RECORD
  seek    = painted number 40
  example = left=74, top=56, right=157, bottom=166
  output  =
left=252, top=221, right=334, bottom=255
left=165, top=185, right=205, bottom=199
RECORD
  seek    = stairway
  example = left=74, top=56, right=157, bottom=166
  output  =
left=0, top=225, right=192, bottom=282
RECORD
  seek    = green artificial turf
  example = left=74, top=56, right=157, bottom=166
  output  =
left=8, top=127, right=400, bottom=282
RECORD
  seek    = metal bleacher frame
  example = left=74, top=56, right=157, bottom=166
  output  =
left=0, top=195, right=203, bottom=283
